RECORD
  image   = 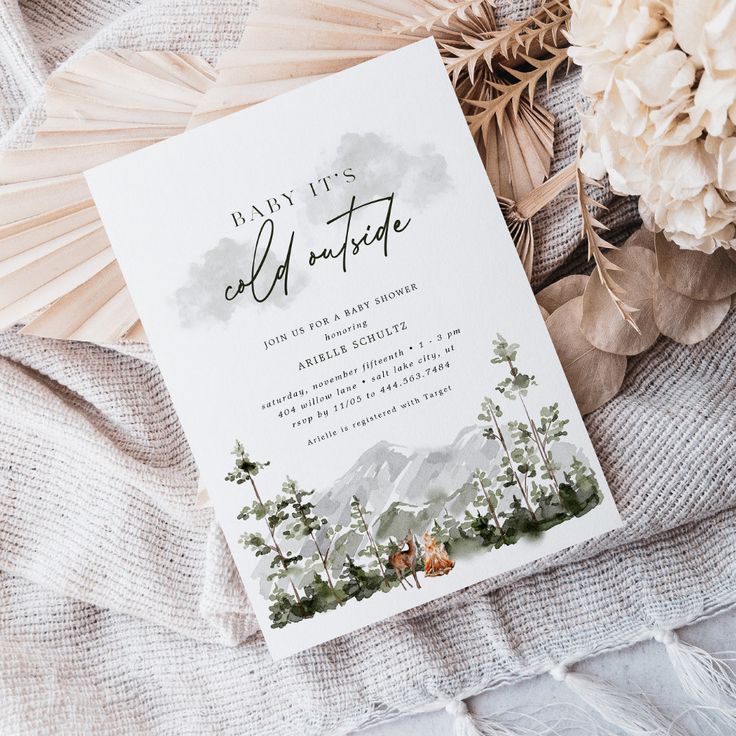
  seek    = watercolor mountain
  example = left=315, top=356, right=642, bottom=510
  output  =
left=252, top=425, right=589, bottom=597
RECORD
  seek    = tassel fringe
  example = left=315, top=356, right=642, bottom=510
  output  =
left=447, top=701, right=486, bottom=736
left=654, top=629, right=736, bottom=727
left=445, top=700, right=594, bottom=735
left=549, top=665, right=690, bottom=736
left=444, top=699, right=630, bottom=735
left=438, top=630, right=736, bottom=736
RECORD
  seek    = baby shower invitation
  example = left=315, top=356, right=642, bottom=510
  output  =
left=86, top=38, right=621, bottom=659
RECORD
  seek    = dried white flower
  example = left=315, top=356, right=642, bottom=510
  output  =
left=569, top=0, right=736, bottom=252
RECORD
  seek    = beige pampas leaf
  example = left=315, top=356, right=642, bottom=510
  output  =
left=655, top=233, right=736, bottom=301
left=536, top=274, right=588, bottom=315
left=0, top=50, right=216, bottom=343
left=546, top=296, right=627, bottom=415
left=442, top=0, right=570, bottom=82
left=581, top=246, right=660, bottom=356
left=653, top=275, right=731, bottom=345
left=574, top=156, right=641, bottom=331
left=467, top=45, right=568, bottom=133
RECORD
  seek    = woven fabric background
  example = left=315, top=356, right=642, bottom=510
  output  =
left=1, top=1, right=734, bottom=734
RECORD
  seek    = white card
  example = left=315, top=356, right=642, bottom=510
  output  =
left=86, top=38, right=621, bottom=659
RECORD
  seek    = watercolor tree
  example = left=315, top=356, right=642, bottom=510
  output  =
left=468, top=336, right=601, bottom=545
left=280, top=477, right=343, bottom=605
left=349, top=495, right=389, bottom=581
left=227, top=335, right=603, bottom=629
left=226, top=442, right=307, bottom=627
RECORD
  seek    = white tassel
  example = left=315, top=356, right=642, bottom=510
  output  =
left=654, top=629, right=736, bottom=720
left=445, top=700, right=541, bottom=736
left=549, top=664, right=690, bottom=736
left=446, top=700, right=486, bottom=736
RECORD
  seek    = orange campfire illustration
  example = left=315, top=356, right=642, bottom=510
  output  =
left=422, top=532, right=455, bottom=577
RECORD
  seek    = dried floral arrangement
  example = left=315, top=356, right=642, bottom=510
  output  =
left=1, top=0, right=734, bottom=416
left=556, top=0, right=736, bottom=410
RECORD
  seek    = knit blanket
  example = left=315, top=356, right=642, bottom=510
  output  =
left=1, top=2, right=735, bottom=734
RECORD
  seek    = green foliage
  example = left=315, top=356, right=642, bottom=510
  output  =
left=539, top=403, right=568, bottom=443
left=558, top=458, right=602, bottom=517
left=268, top=588, right=303, bottom=629
left=237, top=531, right=271, bottom=558
left=280, top=478, right=324, bottom=540
left=225, top=440, right=269, bottom=484
left=232, top=335, right=606, bottom=630
left=340, top=556, right=393, bottom=600
left=462, top=511, right=505, bottom=547
left=490, top=334, right=519, bottom=364
left=470, top=468, right=498, bottom=509
left=478, top=396, right=503, bottom=425
left=350, top=495, right=369, bottom=533
left=349, top=495, right=389, bottom=575
left=497, top=497, right=538, bottom=542
left=491, top=335, right=536, bottom=400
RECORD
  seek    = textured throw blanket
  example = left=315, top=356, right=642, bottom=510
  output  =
left=1, top=2, right=735, bottom=734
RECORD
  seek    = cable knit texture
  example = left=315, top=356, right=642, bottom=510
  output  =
left=1, top=2, right=734, bottom=734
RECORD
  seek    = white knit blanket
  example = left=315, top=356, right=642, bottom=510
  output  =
left=1, top=2, right=735, bottom=734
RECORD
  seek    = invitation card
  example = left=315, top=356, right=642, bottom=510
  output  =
left=86, top=38, right=621, bottom=659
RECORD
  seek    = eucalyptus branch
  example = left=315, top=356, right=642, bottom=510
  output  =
left=248, top=476, right=304, bottom=607
left=483, top=403, right=537, bottom=519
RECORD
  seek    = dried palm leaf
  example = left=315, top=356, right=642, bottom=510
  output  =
left=497, top=197, right=534, bottom=276
left=191, top=0, right=503, bottom=127
left=467, top=45, right=569, bottom=134
left=497, top=163, right=577, bottom=276
left=442, top=0, right=570, bottom=83
left=653, top=276, right=731, bottom=345
left=0, top=50, right=216, bottom=343
left=478, top=95, right=555, bottom=201
left=546, top=296, right=627, bottom=415
left=655, top=233, right=736, bottom=301
left=581, top=246, right=660, bottom=355
left=398, top=0, right=491, bottom=32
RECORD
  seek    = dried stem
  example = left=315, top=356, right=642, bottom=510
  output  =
left=574, top=144, right=641, bottom=332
